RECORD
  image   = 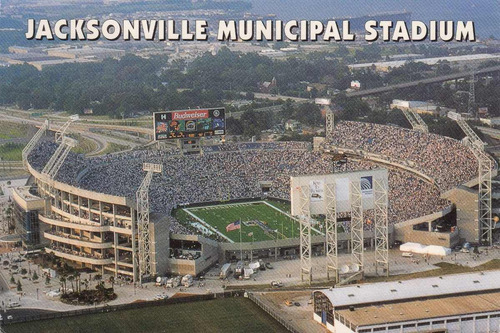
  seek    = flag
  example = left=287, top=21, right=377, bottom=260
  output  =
left=226, top=220, right=241, bottom=232
left=248, top=232, right=254, bottom=237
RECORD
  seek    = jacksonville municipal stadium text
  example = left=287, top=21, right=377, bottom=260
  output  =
left=25, top=19, right=476, bottom=42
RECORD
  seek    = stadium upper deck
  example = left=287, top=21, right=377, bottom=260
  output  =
left=323, top=121, right=481, bottom=191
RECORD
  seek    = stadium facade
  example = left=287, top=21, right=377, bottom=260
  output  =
left=12, top=119, right=498, bottom=283
left=27, top=162, right=159, bottom=280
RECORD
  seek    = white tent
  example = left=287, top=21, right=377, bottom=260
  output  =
left=400, top=242, right=452, bottom=256
left=423, top=245, right=452, bottom=256
left=249, top=262, right=260, bottom=270
left=399, top=242, right=427, bottom=254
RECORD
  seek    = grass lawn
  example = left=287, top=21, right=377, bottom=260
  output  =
left=0, top=143, right=24, bottom=161
left=69, top=135, right=98, bottom=155
left=4, top=298, right=288, bottom=333
left=185, top=201, right=304, bottom=243
left=0, top=122, right=31, bottom=140
left=100, top=142, right=130, bottom=155
left=366, top=260, right=500, bottom=283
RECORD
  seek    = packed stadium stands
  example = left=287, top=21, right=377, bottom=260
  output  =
left=323, top=121, right=480, bottom=191
left=27, top=120, right=478, bottom=240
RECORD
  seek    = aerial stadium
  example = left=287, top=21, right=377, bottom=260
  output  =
left=11, top=109, right=498, bottom=284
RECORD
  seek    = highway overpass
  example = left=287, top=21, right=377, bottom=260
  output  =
left=346, top=65, right=500, bottom=98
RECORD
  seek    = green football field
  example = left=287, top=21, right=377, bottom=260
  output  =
left=184, top=201, right=303, bottom=243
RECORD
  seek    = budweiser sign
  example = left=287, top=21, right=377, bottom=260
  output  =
left=171, top=110, right=209, bottom=120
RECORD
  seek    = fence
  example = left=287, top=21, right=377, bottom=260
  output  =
left=247, top=292, right=301, bottom=333
left=3, top=290, right=245, bottom=326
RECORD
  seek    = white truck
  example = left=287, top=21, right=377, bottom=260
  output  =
left=220, top=263, right=231, bottom=279
left=181, top=274, right=193, bottom=287
left=155, top=276, right=168, bottom=286
left=234, top=261, right=244, bottom=278
left=166, top=276, right=181, bottom=288
left=243, top=268, right=254, bottom=280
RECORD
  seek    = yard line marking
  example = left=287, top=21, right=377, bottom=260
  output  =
left=261, top=201, right=325, bottom=236
left=183, top=208, right=234, bottom=243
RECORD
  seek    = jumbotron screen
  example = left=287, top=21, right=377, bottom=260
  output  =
left=153, top=108, right=226, bottom=140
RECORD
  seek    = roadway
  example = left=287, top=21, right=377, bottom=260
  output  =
left=1, top=108, right=153, bottom=136
left=250, top=93, right=310, bottom=103
left=249, top=65, right=500, bottom=101
left=228, top=105, right=284, bottom=119
left=0, top=112, right=146, bottom=156
left=346, top=65, right=500, bottom=98
left=478, top=126, right=500, bottom=141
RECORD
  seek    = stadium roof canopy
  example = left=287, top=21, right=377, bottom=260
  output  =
left=315, top=271, right=500, bottom=308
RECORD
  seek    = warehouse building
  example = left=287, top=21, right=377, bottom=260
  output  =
left=348, top=53, right=500, bottom=72
left=313, top=271, right=500, bottom=332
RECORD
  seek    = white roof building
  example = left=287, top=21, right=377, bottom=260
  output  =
left=313, top=271, right=500, bottom=332
left=348, top=53, right=500, bottom=72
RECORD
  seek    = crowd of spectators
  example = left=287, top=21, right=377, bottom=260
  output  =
left=323, top=121, right=482, bottom=191
left=27, top=130, right=461, bottom=237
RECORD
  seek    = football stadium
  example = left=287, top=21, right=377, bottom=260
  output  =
left=12, top=113, right=498, bottom=283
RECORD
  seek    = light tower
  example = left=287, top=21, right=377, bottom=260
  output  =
left=22, top=120, right=49, bottom=168
left=325, top=108, right=335, bottom=139
left=40, top=135, right=78, bottom=217
left=298, top=185, right=312, bottom=284
left=468, top=72, right=476, bottom=118
left=42, top=136, right=78, bottom=178
left=374, top=178, right=389, bottom=276
left=400, top=109, right=428, bottom=133
left=325, top=182, right=338, bottom=282
left=316, top=98, right=334, bottom=139
left=55, top=115, right=79, bottom=143
left=448, top=111, right=492, bottom=245
left=136, top=162, right=163, bottom=284
left=349, top=180, right=364, bottom=280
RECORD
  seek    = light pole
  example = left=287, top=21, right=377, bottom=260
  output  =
left=274, top=230, right=278, bottom=262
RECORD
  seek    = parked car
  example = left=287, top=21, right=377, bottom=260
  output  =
left=271, top=281, right=283, bottom=288
left=265, top=263, right=273, bottom=269
left=154, top=294, right=168, bottom=300
left=284, top=300, right=293, bottom=307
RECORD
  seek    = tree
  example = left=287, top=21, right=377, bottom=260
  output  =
left=10, top=275, right=15, bottom=284
left=3, top=205, right=13, bottom=233
left=45, top=276, right=50, bottom=285
left=67, top=275, right=74, bottom=292
left=20, top=268, right=27, bottom=275
left=32, top=271, right=38, bottom=280
left=226, top=117, right=244, bottom=135
left=16, top=280, right=22, bottom=292
left=74, top=271, right=81, bottom=293
left=109, top=276, right=115, bottom=289
left=83, top=278, right=89, bottom=291
left=59, top=275, right=67, bottom=294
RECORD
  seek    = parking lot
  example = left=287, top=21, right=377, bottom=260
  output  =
left=0, top=243, right=497, bottom=320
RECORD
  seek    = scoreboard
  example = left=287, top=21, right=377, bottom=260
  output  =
left=153, top=108, right=226, bottom=140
